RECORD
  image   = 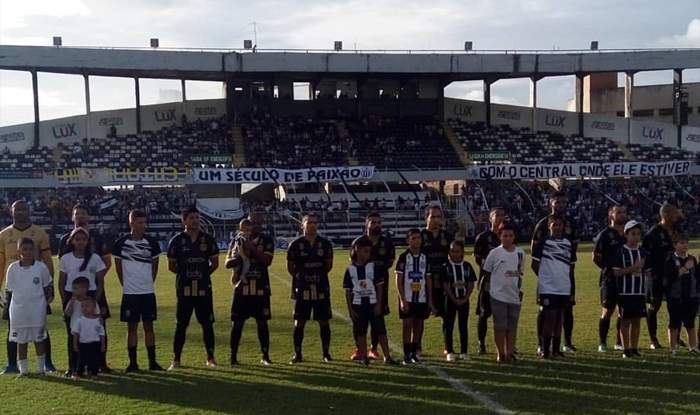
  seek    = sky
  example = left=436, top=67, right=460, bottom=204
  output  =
left=0, top=0, right=699, bottom=126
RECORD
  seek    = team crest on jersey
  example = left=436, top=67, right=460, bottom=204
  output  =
left=33, top=277, right=40, bottom=285
left=359, top=280, right=368, bottom=289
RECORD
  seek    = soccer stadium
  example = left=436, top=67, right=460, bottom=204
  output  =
left=1, top=3, right=700, bottom=414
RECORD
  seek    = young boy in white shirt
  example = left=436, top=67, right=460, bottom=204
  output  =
left=6, top=238, right=53, bottom=376
left=482, top=223, right=525, bottom=363
left=64, top=277, right=99, bottom=376
left=71, top=297, right=105, bottom=379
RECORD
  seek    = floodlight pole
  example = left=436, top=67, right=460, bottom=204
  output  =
left=31, top=70, right=40, bottom=147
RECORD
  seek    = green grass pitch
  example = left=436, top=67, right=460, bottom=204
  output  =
left=1, top=242, right=699, bottom=414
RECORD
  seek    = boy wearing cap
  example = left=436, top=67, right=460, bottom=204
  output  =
left=611, top=221, right=651, bottom=359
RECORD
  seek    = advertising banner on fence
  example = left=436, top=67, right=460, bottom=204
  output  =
left=196, top=198, right=244, bottom=220
left=583, top=113, right=629, bottom=144
left=536, top=108, right=579, bottom=135
left=193, top=166, right=375, bottom=184
left=466, top=160, right=691, bottom=180
left=0, top=122, right=34, bottom=153
left=443, top=98, right=486, bottom=123
left=55, top=167, right=189, bottom=185
left=630, top=119, right=677, bottom=148
left=681, top=125, right=700, bottom=153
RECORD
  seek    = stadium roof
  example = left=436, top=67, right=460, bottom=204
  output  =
left=1, top=45, right=700, bottom=81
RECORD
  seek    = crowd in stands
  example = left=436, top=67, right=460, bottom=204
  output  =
left=464, top=176, right=700, bottom=240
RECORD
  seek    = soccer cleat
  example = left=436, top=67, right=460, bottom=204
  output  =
left=206, top=358, right=218, bottom=368
left=614, top=343, right=624, bottom=351
left=367, top=349, right=380, bottom=360
left=63, top=370, right=73, bottom=378
left=598, top=344, right=608, bottom=353
left=167, top=361, right=181, bottom=371
left=1, top=364, right=18, bottom=375
left=383, top=356, right=399, bottom=365
left=44, top=361, right=57, bottom=373
left=650, top=341, right=663, bottom=350
left=288, top=354, right=303, bottom=365
left=536, top=346, right=542, bottom=355
left=562, top=344, right=577, bottom=353
left=125, top=363, right=140, bottom=373
left=478, top=343, right=487, bottom=355
left=410, top=354, right=422, bottom=364
left=689, top=348, right=700, bottom=355
left=229, top=357, right=239, bottom=367
left=459, top=353, right=469, bottom=361
left=631, top=349, right=642, bottom=357
left=446, top=353, right=458, bottom=362
left=349, top=348, right=361, bottom=361
left=260, top=356, right=272, bottom=366
left=99, top=364, right=113, bottom=374
left=622, top=352, right=633, bottom=359
left=322, top=354, right=333, bottom=363
left=360, top=357, right=370, bottom=367
left=149, top=363, right=165, bottom=371
left=402, top=356, right=413, bottom=366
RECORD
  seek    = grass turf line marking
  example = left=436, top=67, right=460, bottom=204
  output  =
left=269, top=272, right=513, bottom=415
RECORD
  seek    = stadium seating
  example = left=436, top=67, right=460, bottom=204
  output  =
left=626, top=143, right=700, bottom=164
left=448, top=120, right=628, bottom=164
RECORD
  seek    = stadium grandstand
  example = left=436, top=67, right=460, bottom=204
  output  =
left=0, top=45, right=699, bottom=250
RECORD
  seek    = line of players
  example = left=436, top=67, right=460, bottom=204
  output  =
left=1, top=192, right=699, bottom=377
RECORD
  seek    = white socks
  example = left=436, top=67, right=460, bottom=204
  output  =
left=36, top=354, right=46, bottom=374
left=18, top=359, right=29, bottom=375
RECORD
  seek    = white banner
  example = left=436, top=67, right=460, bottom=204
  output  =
left=89, top=108, right=137, bottom=138
left=467, top=160, right=692, bottom=180
left=630, top=119, right=677, bottom=148
left=0, top=122, right=34, bottom=152
left=194, top=166, right=375, bottom=184
left=681, top=125, right=700, bottom=153
left=39, top=115, right=87, bottom=147
left=184, top=99, right=226, bottom=121
left=196, top=198, right=244, bottom=220
left=141, top=102, right=182, bottom=132
left=443, top=98, right=485, bottom=123
left=583, top=113, right=629, bottom=143
left=492, top=103, right=532, bottom=129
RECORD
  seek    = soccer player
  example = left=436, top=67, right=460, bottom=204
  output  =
left=0, top=200, right=56, bottom=375
left=396, top=229, right=432, bottom=365
left=343, top=236, right=395, bottom=366
left=58, top=204, right=112, bottom=372
left=642, top=203, right=683, bottom=349
left=5, top=238, right=53, bottom=377
left=593, top=204, right=627, bottom=353
left=531, top=216, right=575, bottom=359
left=113, top=209, right=164, bottom=372
left=350, top=212, right=395, bottom=361
left=474, top=207, right=505, bottom=354
left=663, top=234, right=699, bottom=355
left=483, top=222, right=525, bottom=363
left=226, top=213, right=274, bottom=366
left=71, top=297, right=105, bottom=379
left=420, top=205, right=455, bottom=356
left=531, top=190, right=579, bottom=353
left=287, top=213, right=334, bottom=364
left=612, top=220, right=650, bottom=359
left=167, top=207, right=220, bottom=370
left=441, top=240, right=476, bottom=362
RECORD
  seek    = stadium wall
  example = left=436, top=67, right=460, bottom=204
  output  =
left=0, top=122, right=34, bottom=152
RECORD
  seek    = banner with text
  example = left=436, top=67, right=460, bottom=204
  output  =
left=681, top=125, right=700, bottom=153
left=196, top=198, right=244, bottom=220
left=630, top=119, right=677, bottom=148
left=466, top=160, right=691, bottom=180
left=193, top=166, right=375, bottom=184
left=0, top=122, right=34, bottom=152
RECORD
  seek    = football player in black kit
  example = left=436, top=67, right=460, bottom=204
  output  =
left=287, top=213, right=334, bottom=364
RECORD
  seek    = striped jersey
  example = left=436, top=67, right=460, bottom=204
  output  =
left=396, top=251, right=429, bottom=303
left=441, top=260, right=476, bottom=299
left=532, top=237, right=575, bottom=296
left=343, top=262, right=384, bottom=306
left=611, top=245, right=650, bottom=296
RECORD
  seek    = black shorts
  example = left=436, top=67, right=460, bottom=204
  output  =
left=293, top=298, right=332, bottom=321
left=600, top=276, right=618, bottom=309
left=476, top=288, right=491, bottom=317
left=120, top=294, right=157, bottom=323
left=231, top=294, right=271, bottom=321
left=646, top=276, right=664, bottom=306
left=380, top=283, right=390, bottom=316
left=176, top=293, right=215, bottom=326
left=351, top=304, right=386, bottom=338
left=618, top=295, right=647, bottom=319
left=399, top=302, right=430, bottom=320
left=538, top=294, right=570, bottom=310
left=666, top=299, right=699, bottom=329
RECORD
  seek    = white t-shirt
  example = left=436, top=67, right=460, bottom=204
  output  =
left=60, top=253, right=106, bottom=292
left=483, top=245, right=525, bottom=305
left=112, top=235, right=161, bottom=295
left=532, top=237, right=574, bottom=295
left=67, top=297, right=101, bottom=328
left=71, top=315, right=105, bottom=343
left=6, top=261, right=52, bottom=328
